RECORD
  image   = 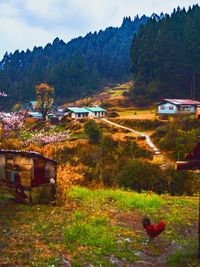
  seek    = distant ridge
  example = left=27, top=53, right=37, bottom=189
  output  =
left=0, top=15, right=148, bottom=109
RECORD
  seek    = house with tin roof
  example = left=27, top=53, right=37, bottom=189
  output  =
left=63, top=106, right=107, bottom=119
left=157, top=99, right=200, bottom=115
left=25, top=101, right=58, bottom=113
left=23, top=101, right=59, bottom=120
left=86, top=107, right=106, bottom=118
left=64, top=107, right=89, bottom=119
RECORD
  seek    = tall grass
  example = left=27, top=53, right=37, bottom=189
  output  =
left=67, top=186, right=164, bottom=211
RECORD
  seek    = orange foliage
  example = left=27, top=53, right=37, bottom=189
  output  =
left=25, top=143, right=44, bottom=154
left=24, top=117, right=38, bottom=126
left=1, top=138, right=24, bottom=150
left=57, top=163, right=85, bottom=203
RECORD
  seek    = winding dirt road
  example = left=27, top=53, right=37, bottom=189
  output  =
left=101, top=118, right=161, bottom=155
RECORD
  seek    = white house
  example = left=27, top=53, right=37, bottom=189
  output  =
left=86, top=107, right=106, bottom=118
left=64, top=107, right=89, bottom=119
left=157, top=99, right=200, bottom=115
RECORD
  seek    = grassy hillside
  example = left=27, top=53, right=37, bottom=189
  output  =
left=0, top=187, right=199, bottom=266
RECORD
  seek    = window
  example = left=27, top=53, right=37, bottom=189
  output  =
left=169, top=106, right=174, bottom=110
left=160, top=106, right=165, bottom=110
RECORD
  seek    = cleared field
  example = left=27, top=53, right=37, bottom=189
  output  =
left=109, top=107, right=157, bottom=120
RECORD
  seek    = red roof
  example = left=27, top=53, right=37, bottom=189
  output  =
left=164, top=99, right=200, bottom=105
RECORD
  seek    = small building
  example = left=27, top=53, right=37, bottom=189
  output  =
left=63, top=107, right=89, bottom=119
left=25, top=101, right=58, bottom=113
left=86, top=107, right=106, bottom=118
left=25, top=111, right=43, bottom=120
left=62, top=106, right=107, bottom=119
left=0, top=150, right=57, bottom=203
left=157, top=99, right=200, bottom=115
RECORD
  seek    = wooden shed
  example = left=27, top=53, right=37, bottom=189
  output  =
left=176, top=142, right=200, bottom=170
left=0, top=150, right=57, bottom=203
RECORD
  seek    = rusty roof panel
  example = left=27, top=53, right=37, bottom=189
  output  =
left=164, top=99, right=200, bottom=105
left=0, top=149, right=57, bottom=164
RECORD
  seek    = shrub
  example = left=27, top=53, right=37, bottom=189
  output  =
left=112, top=119, right=164, bottom=131
left=107, top=111, right=119, bottom=118
left=153, top=119, right=199, bottom=160
left=84, top=120, right=100, bottom=144
left=118, top=159, right=168, bottom=193
left=166, top=168, right=199, bottom=196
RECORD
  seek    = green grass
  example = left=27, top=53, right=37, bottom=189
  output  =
left=64, top=213, right=115, bottom=249
left=63, top=211, right=137, bottom=265
left=0, top=187, right=199, bottom=266
left=67, top=186, right=164, bottom=211
left=167, top=238, right=198, bottom=265
left=106, top=88, right=128, bottom=97
left=70, top=132, right=88, bottom=140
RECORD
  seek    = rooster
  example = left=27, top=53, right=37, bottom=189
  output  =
left=142, top=217, right=166, bottom=239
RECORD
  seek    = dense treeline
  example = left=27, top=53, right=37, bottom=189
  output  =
left=0, top=16, right=148, bottom=109
left=130, top=5, right=200, bottom=105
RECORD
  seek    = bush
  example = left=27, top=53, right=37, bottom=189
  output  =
left=107, top=111, right=120, bottom=118
left=153, top=118, right=199, bottom=160
left=166, top=168, right=199, bottom=196
left=118, top=159, right=168, bottom=193
left=84, top=120, right=100, bottom=144
left=112, top=119, right=164, bottom=131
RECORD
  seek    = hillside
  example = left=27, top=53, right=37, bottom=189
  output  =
left=0, top=16, right=148, bottom=110
left=0, top=187, right=198, bottom=266
left=130, top=5, right=200, bottom=105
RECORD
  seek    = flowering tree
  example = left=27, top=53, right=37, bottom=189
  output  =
left=28, top=130, right=69, bottom=145
left=0, top=91, right=8, bottom=97
left=0, top=113, right=24, bottom=148
left=0, top=113, right=24, bottom=135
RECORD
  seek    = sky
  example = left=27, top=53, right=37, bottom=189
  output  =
left=0, top=0, right=199, bottom=60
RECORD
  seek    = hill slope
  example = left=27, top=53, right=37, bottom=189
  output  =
left=0, top=16, right=148, bottom=109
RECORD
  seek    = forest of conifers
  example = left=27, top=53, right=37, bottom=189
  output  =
left=130, top=5, right=200, bottom=105
left=0, top=16, right=147, bottom=109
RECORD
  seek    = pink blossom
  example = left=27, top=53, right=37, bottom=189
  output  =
left=0, top=91, right=8, bottom=97
left=29, top=130, right=69, bottom=144
left=0, top=113, right=24, bottom=134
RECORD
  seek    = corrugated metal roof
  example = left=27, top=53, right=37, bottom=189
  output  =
left=30, top=101, right=37, bottom=105
left=164, top=99, right=200, bottom=105
left=27, top=112, right=42, bottom=118
left=86, top=107, right=106, bottom=112
left=0, top=149, right=57, bottom=163
left=66, top=107, right=89, bottom=113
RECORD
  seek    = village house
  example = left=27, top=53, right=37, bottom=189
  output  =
left=157, top=99, right=200, bottom=116
left=25, top=101, right=58, bottom=113
left=22, top=102, right=107, bottom=120
left=64, top=107, right=89, bottom=119
left=23, top=101, right=58, bottom=119
left=86, top=107, right=106, bottom=118
left=63, top=106, right=107, bottom=119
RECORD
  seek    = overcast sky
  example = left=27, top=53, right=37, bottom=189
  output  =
left=0, top=0, right=199, bottom=60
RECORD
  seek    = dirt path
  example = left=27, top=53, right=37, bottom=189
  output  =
left=101, top=118, right=160, bottom=155
left=101, top=118, right=175, bottom=171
